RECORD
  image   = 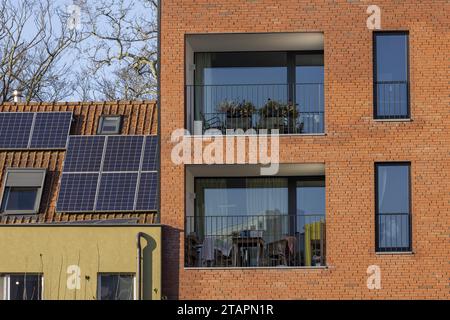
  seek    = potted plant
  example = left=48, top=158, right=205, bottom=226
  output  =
left=259, top=99, right=299, bottom=133
left=218, top=100, right=256, bottom=130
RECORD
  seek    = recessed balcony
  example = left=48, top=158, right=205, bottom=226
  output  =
left=185, top=33, right=325, bottom=135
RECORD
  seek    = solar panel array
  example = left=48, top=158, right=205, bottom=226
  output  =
left=56, top=135, right=158, bottom=213
left=0, top=112, right=72, bottom=150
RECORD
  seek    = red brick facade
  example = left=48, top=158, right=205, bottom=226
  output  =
left=160, top=0, right=449, bottom=299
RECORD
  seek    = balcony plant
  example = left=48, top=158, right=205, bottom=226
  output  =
left=218, top=100, right=256, bottom=130
left=258, top=99, right=299, bottom=132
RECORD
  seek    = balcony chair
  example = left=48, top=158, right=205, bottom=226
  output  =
left=200, top=112, right=224, bottom=133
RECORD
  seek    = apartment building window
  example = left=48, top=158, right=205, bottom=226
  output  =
left=0, top=274, right=43, bottom=300
left=375, top=163, right=411, bottom=252
left=189, top=51, right=324, bottom=134
left=0, top=169, right=46, bottom=214
left=186, top=176, right=326, bottom=267
left=97, top=115, right=123, bottom=135
left=374, top=32, right=410, bottom=119
left=97, top=274, right=135, bottom=300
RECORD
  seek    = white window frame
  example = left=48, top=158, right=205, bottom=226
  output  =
left=0, top=274, right=44, bottom=300
left=97, top=273, right=136, bottom=301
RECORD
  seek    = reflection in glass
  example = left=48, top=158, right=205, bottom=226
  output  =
left=376, top=164, right=411, bottom=251
left=99, top=274, right=134, bottom=300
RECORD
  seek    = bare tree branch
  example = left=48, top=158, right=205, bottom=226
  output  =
left=0, top=0, right=86, bottom=103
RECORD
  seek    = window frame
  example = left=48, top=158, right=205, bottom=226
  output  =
left=0, top=274, right=44, bottom=300
left=0, top=168, right=46, bottom=215
left=374, top=162, right=412, bottom=253
left=97, top=273, right=136, bottom=301
left=373, top=31, right=410, bottom=120
left=97, top=115, right=123, bottom=135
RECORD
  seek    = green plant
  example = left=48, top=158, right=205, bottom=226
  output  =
left=218, top=100, right=256, bottom=118
left=259, top=99, right=299, bottom=118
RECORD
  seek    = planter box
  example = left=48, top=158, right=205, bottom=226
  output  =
left=260, top=116, right=284, bottom=130
left=226, top=116, right=252, bottom=130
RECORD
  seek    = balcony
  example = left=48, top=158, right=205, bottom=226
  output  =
left=186, top=83, right=324, bottom=135
left=185, top=214, right=326, bottom=268
left=184, top=34, right=325, bottom=135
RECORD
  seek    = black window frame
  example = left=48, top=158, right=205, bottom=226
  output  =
left=375, top=162, right=412, bottom=252
left=373, top=31, right=410, bottom=120
left=0, top=168, right=46, bottom=215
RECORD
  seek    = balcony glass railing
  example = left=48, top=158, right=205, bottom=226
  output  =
left=185, top=214, right=326, bottom=268
left=186, top=83, right=324, bottom=134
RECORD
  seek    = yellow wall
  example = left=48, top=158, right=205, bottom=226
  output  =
left=0, top=225, right=161, bottom=300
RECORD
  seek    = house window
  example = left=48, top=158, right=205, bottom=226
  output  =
left=375, top=163, right=411, bottom=252
left=374, top=32, right=410, bottom=119
left=0, top=169, right=46, bottom=214
left=97, top=115, right=123, bottom=135
left=97, top=274, right=135, bottom=300
left=0, top=274, right=43, bottom=300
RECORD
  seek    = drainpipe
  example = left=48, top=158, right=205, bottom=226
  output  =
left=136, top=232, right=144, bottom=300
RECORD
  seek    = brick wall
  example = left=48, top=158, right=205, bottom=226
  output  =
left=0, top=100, right=158, bottom=224
left=160, top=0, right=450, bottom=299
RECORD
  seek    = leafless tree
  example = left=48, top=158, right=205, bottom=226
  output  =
left=0, top=0, right=158, bottom=103
left=0, top=0, right=85, bottom=103
left=80, top=0, right=158, bottom=100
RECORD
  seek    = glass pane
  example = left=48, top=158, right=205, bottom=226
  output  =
left=375, top=33, right=408, bottom=118
left=378, top=214, right=410, bottom=249
left=9, top=275, right=41, bottom=300
left=296, top=180, right=326, bottom=266
left=0, top=276, right=4, bottom=300
left=377, top=165, right=409, bottom=214
left=376, top=164, right=410, bottom=251
left=196, top=178, right=289, bottom=237
left=4, top=187, right=38, bottom=211
left=195, top=52, right=288, bottom=119
left=295, top=54, right=324, bottom=133
left=99, top=274, right=134, bottom=300
left=376, top=34, right=408, bottom=82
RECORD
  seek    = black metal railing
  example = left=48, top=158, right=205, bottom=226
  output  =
left=375, top=81, right=409, bottom=119
left=376, top=212, right=411, bottom=252
left=186, top=83, right=324, bottom=134
left=185, top=214, right=326, bottom=268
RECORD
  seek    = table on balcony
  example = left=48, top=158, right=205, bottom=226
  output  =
left=231, top=236, right=265, bottom=267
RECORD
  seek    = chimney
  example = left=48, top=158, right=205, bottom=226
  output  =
left=13, top=90, right=23, bottom=103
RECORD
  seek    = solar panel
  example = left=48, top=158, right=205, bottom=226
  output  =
left=57, top=134, right=158, bottom=213
left=64, top=136, right=105, bottom=172
left=142, top=136, right=158, bottom=172
left=96, top=173, right=138, bottom=211
left=135, top=172, right=158, bottom=211
left=0, top=113, right=34, bottom=149
left=30, top=112, right=72, bottom=149
left=102, top=136, right=144, bottom=172
left=56, top=173, right=99, bottom=212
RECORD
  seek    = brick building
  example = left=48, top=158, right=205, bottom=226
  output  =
left=159, top=0, right=449, bottom=299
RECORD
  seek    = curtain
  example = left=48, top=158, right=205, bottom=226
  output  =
left=195, top=178, right=227, bottom=239
left=245, top=178, right=288, bottom=242
left=194, top=53, right=212, bottom=121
